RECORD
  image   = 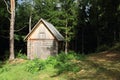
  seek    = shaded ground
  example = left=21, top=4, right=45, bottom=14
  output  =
left=88, top=51, right=120, bottom=61
left=66, top=51, right=120, bottom=80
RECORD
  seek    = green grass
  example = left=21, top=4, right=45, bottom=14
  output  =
left=0, top=62, right=39, bottom=80
left=0, top=51, right=120, bottom=80
left=0, top=60, right=68, bottom=80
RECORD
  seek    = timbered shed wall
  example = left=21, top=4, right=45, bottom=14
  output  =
left=25, top=18, right=64, bottom=59
left=27, top=39, right=58, bottom=59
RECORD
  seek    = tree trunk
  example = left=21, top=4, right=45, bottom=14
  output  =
left=65, top=38, right=68, bottom=54
left=9, top=0, right=15, bottom=60
left=65, top=19, right=68, bottom=54
left=29, top=15, right=32, bottom=32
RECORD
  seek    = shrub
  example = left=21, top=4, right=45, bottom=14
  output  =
left=75, top=54, right=86, bottom=60
left=25, top=59, right=46, bottom=74
left=17, top=53, right=27, bottom=59
left=25, top=51, right=85, bottom=74
left=0, top=66, right=10, bottom=74
left=55, top=51, right=77, bottom=63
left=16, top=50, right=27, bottom=59
left=110, top=42, right=120, bottom=51
left=46, top=56, right=58, bottom=67
left=54, top=51, right=83, bottom=74
left=96, top=44, right=109, bottom=52
left=55, top=61, right=81, bottom=74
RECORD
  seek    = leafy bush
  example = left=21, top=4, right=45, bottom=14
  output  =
left=75, top=54, right=86, bottom=60
left=54, top=51, right=83, bottom=74
left=110, top=42, right=120, bottom=51
left=17, top=53, right=27, bottom=59
left=25, top=51, right=85, bottom=74
left=55, top=51, right=77, bottom=63
left=16, top=50, right=27, bottom=59
left=55, top=61, right=81, bottom=74
left=96, top=44, right=109, bottom=52
left=46, top=56, right=58, bottom=67
left=25, top=56, right=58, bottom=74
left=25, top=59, right=46, bottom=74
left=0, top=66, right=10, bottom=74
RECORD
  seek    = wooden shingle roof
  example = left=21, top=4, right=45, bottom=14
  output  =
left=24, top=18, right=64, bottom=41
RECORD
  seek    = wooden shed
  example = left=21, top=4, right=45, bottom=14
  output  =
left=24, top=18, right=64, bottom=59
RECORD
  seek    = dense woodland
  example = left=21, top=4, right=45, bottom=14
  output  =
left=0, top=0, right=120, bottom=60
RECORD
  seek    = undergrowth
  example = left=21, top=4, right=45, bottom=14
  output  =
left=110, top=42, right=120, bottom=51
left=0, top=51, right=86, bottom=80
left=25, top=51, right=86, bottom=74
left=16, top=50, right=27, bottom=59
left=25, top=59, right=46, bottom=73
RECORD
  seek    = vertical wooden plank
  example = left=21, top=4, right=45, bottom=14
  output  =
left=56, top=40, right=58, bottom=55
left=27, top=40, right=29, bottom=59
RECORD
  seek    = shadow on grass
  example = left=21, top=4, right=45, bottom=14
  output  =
left=0, top=61, right=5, bottom=68
left=52, top=60, right=120, bottom=80
left=87, top=60, right=120, bottom=80
left=97, top=66, right=120, bottom=80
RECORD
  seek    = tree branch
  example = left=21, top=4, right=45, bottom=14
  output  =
left=3, top=0, right=11, bottom=14
left=14, top=26, right=27, bottom=32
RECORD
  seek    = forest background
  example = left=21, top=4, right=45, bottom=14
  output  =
left=0, top=0, right=120, bottom=60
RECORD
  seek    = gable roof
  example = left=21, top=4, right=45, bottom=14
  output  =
left=24, top=18, right=64, bottom=41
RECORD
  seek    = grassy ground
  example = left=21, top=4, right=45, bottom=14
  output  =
left=0, top=58, right=68, bottom=80
left=0, top=51, right=120, bottom=80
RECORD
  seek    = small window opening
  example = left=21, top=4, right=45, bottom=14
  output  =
left=39, top=32, right=45, bottom=39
